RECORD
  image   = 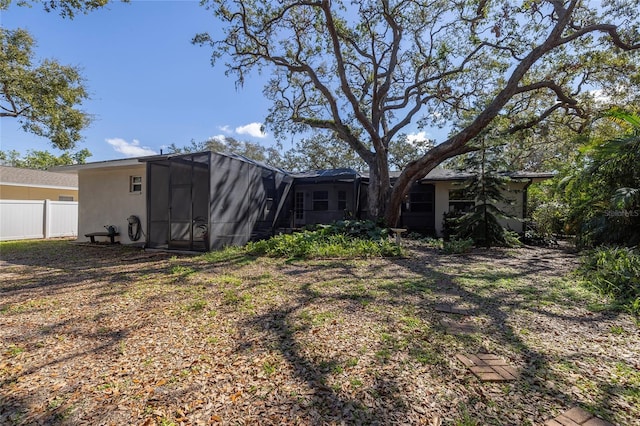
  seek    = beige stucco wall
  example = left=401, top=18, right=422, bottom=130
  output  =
left=431, top=180, right=528, bottom=236
left=0, top=184, right=78, bottom=201
left=433, top=182, right=451, bottom=236
left=78, top=165, right=147, bottom=245
left=499, top=181, right=527, bottom=233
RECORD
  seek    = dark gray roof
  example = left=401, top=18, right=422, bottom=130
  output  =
left=422, top=168, right=475, bottom=181
left=139, top=150, right=291, bottom=176
left=387, top=168, right=554, bottom=182
left=291, top=168, right=360, bottom=182
left=50, top=150, right=555, bottom=185
left=0, top=165, right=78, bottom=189
left=382, top=168, right=475, bottom=181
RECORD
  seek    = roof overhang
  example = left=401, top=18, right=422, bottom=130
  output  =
left=51, top=157, right=149, bottom=174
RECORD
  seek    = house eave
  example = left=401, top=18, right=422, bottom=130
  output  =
left=51, top=158, right=149, bottom=174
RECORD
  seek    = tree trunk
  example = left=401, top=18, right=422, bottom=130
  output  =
left=383, top=15, right=574, bottom=227
left=480, top=140, right=489, bottom=247
left=366, top=153, right=391, bottom=222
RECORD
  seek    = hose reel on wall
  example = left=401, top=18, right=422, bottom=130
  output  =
left=127, top=215, right=142, bottom=241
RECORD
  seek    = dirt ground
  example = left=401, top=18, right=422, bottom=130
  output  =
left=1, top=240, right=638, bottom=425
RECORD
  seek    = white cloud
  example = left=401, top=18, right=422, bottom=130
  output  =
left=218, top=125, right=232, bottom=134
left=235, top=122, right=267, bottom=138
left=106, top=138, right=157, bottom=157
left=406, top=131, right=431, bottom=145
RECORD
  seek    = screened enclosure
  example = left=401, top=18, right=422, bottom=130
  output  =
left=145, top=152, right=293, bottom=251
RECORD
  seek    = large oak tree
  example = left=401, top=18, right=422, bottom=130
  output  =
left=195, top=0, right=639, bottom=226
left=0, top=28, right=90, bottom=149
left=1, top=1, right=126, bottom=149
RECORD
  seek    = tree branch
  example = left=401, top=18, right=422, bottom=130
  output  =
left=561, top=24, right=640, bottom=49
left=515, top=80, right=578, bottom=105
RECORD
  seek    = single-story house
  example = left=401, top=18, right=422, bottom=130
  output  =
left=0, top=165, right=78, bottom=201
left=53, top=151, right=552, bottom=251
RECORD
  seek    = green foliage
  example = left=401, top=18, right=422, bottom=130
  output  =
left=5, top=0, right=118, bottom=19
left=449, top=142, right=521, bottom=248
left=167, top=136, right=281, bottom=166
left=306, top=220, right=389, bottom=240
left=196, top=0, right=640, bottom=225
left=246, top=221, right=401, bottom=259
left=530, top=201, right=567, bottom=239
left=276, top=132, right=367, bottom=172
left=406, top=233, right=444, bottom=249
left=442, top=238, right=474, bottom=254
left=578, top=247, right=640, bottom=317
left=1, top=28, right=91, bottom=150
left=560, top=110, right=640, bottom=247
left=0, top=148, right=91, bottom=169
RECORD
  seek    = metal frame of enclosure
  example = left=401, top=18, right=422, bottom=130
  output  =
left=288, top=168, right=362, bottom=227
left=140, top=151, right=518, bottom=252
left=144, top=151, right=293, bottom=252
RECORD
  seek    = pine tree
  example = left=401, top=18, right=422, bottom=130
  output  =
left=450, top=138, right=520, bottom=248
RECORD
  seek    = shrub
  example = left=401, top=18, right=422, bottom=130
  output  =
left=245, top=222, right=402, bottom=259
left=578, top=246, right=640, bottom=316
left=531, top=201, right=567, bottom=238
left=305, top=219, right=389, bottom=240
left=443, top=238, right=474, bottom=254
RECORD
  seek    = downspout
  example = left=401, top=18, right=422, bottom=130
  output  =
left=522, top=179, right=533, bottom=234
left=354, top=175, right=362, bottom=219
left=145, top=162, right=151, bottom=248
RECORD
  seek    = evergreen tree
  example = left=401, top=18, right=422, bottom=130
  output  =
left=450, top=138, right=519, bottom=248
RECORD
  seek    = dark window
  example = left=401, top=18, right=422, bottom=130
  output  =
left=449, top=187, right=474, bottom=212
left=409, top=192, right=433, bottom=212
left=338, top=190, right=347, bottom=210
left=130, top=175, right=142, bottom=192
left=58, top=195, right=74, bottom=201
left=295, top=192, right=304, bottom=219
left=313, top=191, right=329, bottom=211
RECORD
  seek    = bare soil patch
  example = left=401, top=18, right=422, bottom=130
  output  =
left=1, top=240, right=638, bottom=425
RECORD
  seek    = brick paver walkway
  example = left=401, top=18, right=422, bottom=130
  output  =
left=440, top=318, right=478, bottom=335
left=455, top=353, right=519, bottom=382
left=544, top=407, right=615, bottom=426
left=434, top=303, right=472, bottom=315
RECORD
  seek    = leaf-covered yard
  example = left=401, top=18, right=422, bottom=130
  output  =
left=1, top=240, right=638, bottom=425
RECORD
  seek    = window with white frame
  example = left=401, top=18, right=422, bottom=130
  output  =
left=448, top=187, right=474, bottom=212
left=130, top=176, right=142, bottom=193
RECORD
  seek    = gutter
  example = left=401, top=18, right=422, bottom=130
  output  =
left=522, top=178, right=533, bottom=224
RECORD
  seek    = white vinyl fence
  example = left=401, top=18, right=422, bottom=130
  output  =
left=0, top=200, right=78, bottom=241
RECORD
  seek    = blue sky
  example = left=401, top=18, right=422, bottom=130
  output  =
left=1, top=0, right=432, bottom=162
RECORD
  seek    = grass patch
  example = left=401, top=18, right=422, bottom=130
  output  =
left=4, top=344, right=25, bottom=357
left=217, top=274, right=243, bottom=287
left=183, top=299, right=207, bottom=312
left=299, top=309, right=335, bottom=326
left=0, top=239, right=69, bottom=254
left=263, top=361, right=277, bottom=376
left=170, top=265, right=196, bottom=277
left=222, top=289, right=251, bottom=306
left=3, top=239, right=638, bottom=425
left=200, top=245, right=255, bottom=265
